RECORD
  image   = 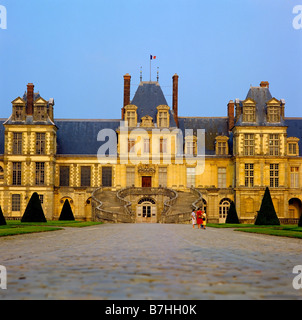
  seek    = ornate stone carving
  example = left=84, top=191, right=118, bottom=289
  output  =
left=138, top=164, right=156, bottom=175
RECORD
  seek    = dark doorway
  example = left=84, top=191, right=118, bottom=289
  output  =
left=142, top=176, right=152, bottom=188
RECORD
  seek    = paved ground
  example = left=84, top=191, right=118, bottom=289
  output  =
left=0, top=224, right=301, bottom=300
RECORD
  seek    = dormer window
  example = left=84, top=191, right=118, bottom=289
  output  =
left=242, top=98, right=256, bottom=123
left=287, top=137, right=300, bottom=156
left=215, top=136, right=229, bottom=156
left=266, top=98, right=282, bottom=123
left=124, top=105, right=138, bottom=127
left=267, top=107, right=280, bottom=123
left=185, top=136, right=197, bottom=156
left=34, top=97, right=48, bottom=122
left=11, top=98, right=26, bottom=122
left=157, top=105, right=170, bottom=128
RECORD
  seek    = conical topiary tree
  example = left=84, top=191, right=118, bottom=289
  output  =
left=21, top=192, right=47, bottom=223
left=0, top=206, right=7, bottom=226
left=226, top=201, right=240, bottom=224
left=59, top=199, right=75, bottom=221
left=255, top=187, right=280, bottom=225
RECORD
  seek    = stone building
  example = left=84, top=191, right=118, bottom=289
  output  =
left=0, top=75, right=301, bottom=223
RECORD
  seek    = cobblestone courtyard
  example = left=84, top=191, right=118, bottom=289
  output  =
left=0, top=224, right=301, bottom=300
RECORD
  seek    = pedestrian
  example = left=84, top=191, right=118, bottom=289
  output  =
left=196, top=208, right=203, bottom=229
left=191, top=210, right=197, bottom=229
left=202, top=211, right=207, bottom=230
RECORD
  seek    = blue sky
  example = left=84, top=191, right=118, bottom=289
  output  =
left=0, top=0, right=301, bottom=119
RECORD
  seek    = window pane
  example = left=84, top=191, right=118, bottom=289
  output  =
left=81, top=166, right=91, bottom=187
left=102, top=167, right=112, bottom=187
left=60, top=166, right=70, bottom=187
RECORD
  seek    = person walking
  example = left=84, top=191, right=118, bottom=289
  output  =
left=191, top=210, right=197, bottom=229
left=202, top=211, right=207, bottom=230
left=196, top=208, right=203, bottom=229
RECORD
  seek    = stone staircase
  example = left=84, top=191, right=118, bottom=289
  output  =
left=169, top=191, right=199, bottom=215
left=97, top=190, right=125, bottom=214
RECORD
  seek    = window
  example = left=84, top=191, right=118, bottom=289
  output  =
left=268, top=107, right=280, bottom=123
left=35, top=162, right=45, bottom=185
left=12, top=133, right=22, bottom=155
left=126, top=167, right=135, bottom=187
left=217, top=142, right=227, bottom=155
left=102, top=167, right=112, bottom=187
left=244, top=134, right=255, bottom=156
left=81, top=166, right=91, bottom=187
left=186, top=167, right=196, bottom=188
left=14, top=106, right=24, bottom=121
left=160, top=138, right=167, bottom=154
left=0, top=166, right=3, bottom=180
left=290, top=167, right=299, bottom=188
left=243, top=106, right=255, bottom=122
left=270, top=164, right=279, bottom=188
left=218, top=167, right=226, bottom=188
left=60, top=166, right=70, bottom=187
left=12, top=194, right=21, bottom=212
left=158, top=167, right=167, bottom=187
left=128, top=139, right=135, bottom=154
left=269, top=134, right=280, bottom=156
left=288, top=143, right=297, bottom=155
left=39, top=195, right=44, bottom=204
left=35, top=106, right=46, bottom=121
left=12, top=162, right=22, bottom=185
left=126, top=111, right=136, bottom=127
left=158, top=111, right=168, bottom=127
left=245, top=163, right=254, bottom=187
left=36, top=133, right=46, bottom=155
left=144, top=139, right=150, bottom=153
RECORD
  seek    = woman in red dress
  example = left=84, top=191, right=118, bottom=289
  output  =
left=196, top=208, right=203, bottom=229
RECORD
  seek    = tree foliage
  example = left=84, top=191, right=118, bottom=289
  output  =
left=21, top=192, right=47, bottom=223
left=59, top=199, right=75, bottom=221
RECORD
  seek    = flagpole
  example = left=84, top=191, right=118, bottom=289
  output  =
left=150, top=55, right=151, bottom=82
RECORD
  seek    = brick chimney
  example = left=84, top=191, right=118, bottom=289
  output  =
left=227, top=100, right=235, bottom=131
left=122, top=73, right=131, bottom=119
left=172, top=74, right=179, bottom=126
left=26, top=83, right=34, bottom=115
left=260, top=81, right=269, bottom=88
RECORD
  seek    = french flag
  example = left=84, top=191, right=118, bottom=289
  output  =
left=150, top=55, right=156, bottom=60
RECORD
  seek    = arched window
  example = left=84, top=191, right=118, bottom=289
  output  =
left=138, top=197, right=156, bottom=205
left=0, top=166, right=4, bottom=179
left=219, top=198, right=232, bottom=220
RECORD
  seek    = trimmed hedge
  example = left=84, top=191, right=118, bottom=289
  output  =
left=21, top=192, right=47, bottom=223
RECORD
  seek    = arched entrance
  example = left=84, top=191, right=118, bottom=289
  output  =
left=219, top=198, right=232, bottom=223
left=288, top=198, right=302, bottom=219
left=136, top=197, right=157, bottom=223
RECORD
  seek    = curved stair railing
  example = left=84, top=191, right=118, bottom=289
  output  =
left=91, top=187, right=133, bottom=223
left=162, top=187, right=203, bottom=224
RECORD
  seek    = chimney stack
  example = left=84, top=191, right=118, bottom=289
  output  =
left=172, top=74, right=179, bottom=126
left=26, top=83, right=34, bottom=115
left=122, top=73, right=131, bottom=119
left=260, top=81, right=269, bottom=88
left=227, top=100, right=235, bottom=131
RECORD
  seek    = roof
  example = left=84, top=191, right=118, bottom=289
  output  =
left=55, top=119, right=120, bottom=155
left=131, top=81, right=177, bottom=127
left=179, top=117, right=230, bottom=155
left=285, top=118, right=302, bottom=156
left=236, top=86, right=286, bottom=127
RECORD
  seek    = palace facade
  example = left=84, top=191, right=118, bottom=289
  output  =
left=0, top=75, right=301, bottom=224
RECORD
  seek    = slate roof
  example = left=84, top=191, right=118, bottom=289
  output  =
left=236, top=86, right=286, bottom=127
left=285, top=118, right=302, bottom=156
left=178, top=117, right=230, bottom=155
left=131, top=81, right=177, bottom=127
left=55, top=119, right=120, bottom=155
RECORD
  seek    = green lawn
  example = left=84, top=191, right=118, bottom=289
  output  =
left=208, top=223, right=302, bottom=239
left=0, top=220, right=103, bottom=237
